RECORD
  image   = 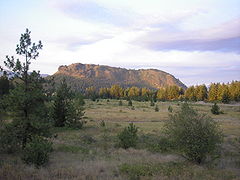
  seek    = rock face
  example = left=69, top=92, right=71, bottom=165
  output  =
left=53, top=63, right=187, bottom=90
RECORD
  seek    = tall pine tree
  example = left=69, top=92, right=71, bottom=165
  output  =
left=1, top=29, right=50, bottom=149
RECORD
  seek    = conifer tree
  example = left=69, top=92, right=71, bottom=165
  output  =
left=53, top=79, right=72, bottom=127
left=53, top=79, right=85, bottom=128
left=211, top=103, right=220, bottom=115
left=0, top=28, right=50, bottom=149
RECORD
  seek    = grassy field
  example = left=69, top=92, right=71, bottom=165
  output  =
left=1, top=99, right=240, bottom=180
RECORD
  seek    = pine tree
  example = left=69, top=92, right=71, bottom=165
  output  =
left=211, top=103, right=220, bottom=115
left=150, top=99, right=155, bottom=106
left=53, top=79, right=85, bottom=128
left=128, top=99, right=133, bottom=106
left=119, top=100, right=123, bottom=106
left=0, top=28, right=50, bottom=149
left=53, top=79, right=72, bottom=127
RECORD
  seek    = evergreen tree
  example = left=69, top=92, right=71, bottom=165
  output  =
left=168, top=105, right=173, bottom=113
left=53, top=79, right=85, bottom=128
left=128, top=99, right=133, bottom=106
left=119, top=100, right=123, bottom=106
left=0, top=29, right=50, bottom=149
left=150, top=99, right=155, bottom=106
left=211, top=103, right=220, bottom=115
left=53, top=79, right=72, bottom=127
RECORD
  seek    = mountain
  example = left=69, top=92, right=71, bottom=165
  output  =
left=51, top=63, right=187, bottom=91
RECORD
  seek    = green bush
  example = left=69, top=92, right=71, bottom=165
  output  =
left=119, top=100, right=123, bottom=106
left=149, top=137, right=174, bottom=153
left=100, top=120, right=106, bottom=127
left=0, top=123, right=20, bottom=153
left=118, top=123, right=138, bottom=149
left=22, top=136, right=52, bottom=167
left=168, top=106, right=173, bottom=113
left=164, top=103, right=223, bottom=164
left=138, top=134, right=174, bottom=153
left=128, top=99, right=133, bottom=106
left=150, top=99, right=155, bottom=106
left=211, top=103, right=220, bottom=115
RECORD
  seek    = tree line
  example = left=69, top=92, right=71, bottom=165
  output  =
left=84, top=82, right=240, bottom=103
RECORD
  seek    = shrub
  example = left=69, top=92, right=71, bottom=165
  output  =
left=0, top=123, right=20, bottom=153
left=128, top=99, right=133, bottom=106
left=168, top=106, right=173, bottom=112
left=82, top=135, right=96, bottom=144
left=100, top=120, right=106, bottom=127
left=119, top=100, right=123, bottom=106
left=149, top=137, right=174, bottom=153
left=118, top=123, right=138, bottom=149
left=211, top=103, right=220, bottom=115
left=155, top=105, right=159, bottom=112
left=139, top=134, right=173, bottom=153
left=164, top=103, right=223, bottom=164
left=22, top=136, right=52, bottom=167
left=150, top=99, right=155, bottom=106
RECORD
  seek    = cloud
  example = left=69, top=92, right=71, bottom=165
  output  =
left=52, top=0, right=135, bottom=26
left=145, top=36, right=240, bottom=53
left=52, top=34, right=113, bottom=51
left=134, top=18, right=240, bottom=53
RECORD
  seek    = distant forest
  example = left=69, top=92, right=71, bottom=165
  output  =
left=83, top=81, right=240, bottom=103
left=1, top=74, right=239, bottom=103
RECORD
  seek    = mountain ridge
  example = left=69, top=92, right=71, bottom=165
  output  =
left=52, top=63, right=187, bottom=90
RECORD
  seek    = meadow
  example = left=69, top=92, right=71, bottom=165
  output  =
left=1, top=99, right=240, bottom=180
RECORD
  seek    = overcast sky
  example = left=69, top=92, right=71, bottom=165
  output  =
left=0, top=0, right=239, bottom=86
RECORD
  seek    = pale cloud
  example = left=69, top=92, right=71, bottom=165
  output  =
left=134, top=18, right=240, bottom=53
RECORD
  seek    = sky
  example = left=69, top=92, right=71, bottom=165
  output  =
left=0, top=0, right=239, bottom=86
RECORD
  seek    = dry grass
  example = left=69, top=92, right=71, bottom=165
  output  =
left=0, top=99, right=240, bottom=179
